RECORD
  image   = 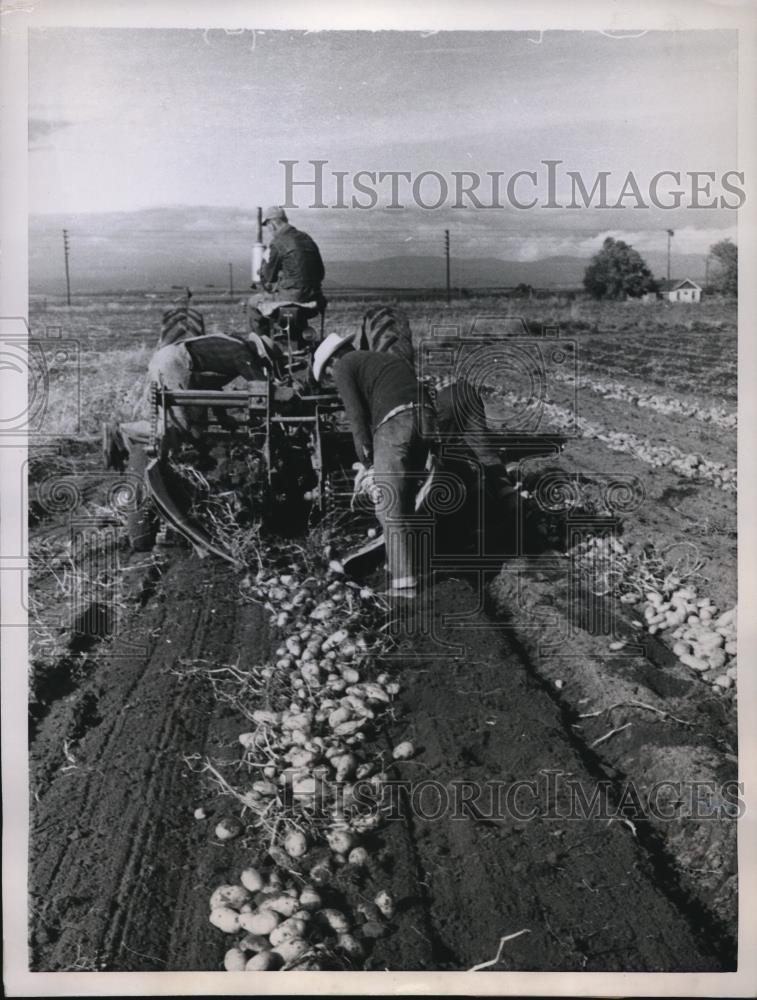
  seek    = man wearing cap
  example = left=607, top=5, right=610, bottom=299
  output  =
left=313, top=334, right=435, bottom=598
left=248, top=207, right=326, bottom=338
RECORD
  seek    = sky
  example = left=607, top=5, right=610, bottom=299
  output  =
left=28, top=28, right=740, bottom=290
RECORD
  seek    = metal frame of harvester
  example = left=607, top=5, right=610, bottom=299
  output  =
left=141, top=318, right=354, bottom=564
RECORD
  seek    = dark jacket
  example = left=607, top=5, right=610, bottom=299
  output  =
left=185, top=335, right=266, bottom=381
left=260, top=224, right=325, bottom=302
left=333, top=351, right=429, bottom=463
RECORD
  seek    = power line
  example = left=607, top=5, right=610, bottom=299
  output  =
left=444, top=229, right=450, bottom=304
left=62, top=229, right=71, bottom=305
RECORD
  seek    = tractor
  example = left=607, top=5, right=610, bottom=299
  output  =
left=104, top=297, right=364, bottom=566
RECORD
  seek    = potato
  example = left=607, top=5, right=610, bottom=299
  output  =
left=209, top=907, right=241, bottom=934
left=327, top=828, right=354, bottom=854
left=708, top=649, right=727, bottom=670
left=252, top=780, right=278, bottom=797
left=240, top=909, right=280, bottom=935
left=334, top=719, right=365, bottom=737
left=319, top=908, right=351, bottom=933
left=239, top=933, right=270, bottom=953
left=361, top=682, right=390, bottom=703
left=392, top=741, right=415, bottom=760
left=223, top=946, right=248, bottom=971
left=348, top=846, right=369, bottom=867
left=299, top=886, right=322, bottom=911
left=245, top=950, right=281, bottom=971
left=252, top=709, right=280, bottom=726
left=680, top=652, right=709, bottom=672
left=272, top=938, right=310, bottom=965
left=342, top=695, right=373, bottom=719
left=337, top=933, right=364, bottom=959
left=240, top=867, right=264, bottom=893
left=209, top=884, right=250, bottom=911
left=333, top=752, right=357, bottom=782
left=286, top=746, right=315, bottom=768
left=283, top=830, right=309, bottom=859
left=310, top=860, right=332, bottom=885
left=329, top=706, right=352, bottom=729
left=215, top=817, right=243, bottom=841
left=262, top=894, right=299, bottom=918
left=374, top=890, right=396, bottom=919
left=270, top=917, right=308, bottom=947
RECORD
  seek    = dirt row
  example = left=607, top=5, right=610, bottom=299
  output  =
left=29, top=541, right=736, bottom=972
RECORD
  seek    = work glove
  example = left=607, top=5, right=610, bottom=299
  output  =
left=351, top=462, right=379, bottom=508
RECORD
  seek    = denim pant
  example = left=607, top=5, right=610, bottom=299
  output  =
left=372, top=409, right=429, bottom=589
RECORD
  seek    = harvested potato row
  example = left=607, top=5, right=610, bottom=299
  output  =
left=204, top=542, right=415, bottom=970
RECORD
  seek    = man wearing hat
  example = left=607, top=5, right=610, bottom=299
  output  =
left=313, top=333, right=435, bottom=598
left=248, top=207, right=327, bottom=339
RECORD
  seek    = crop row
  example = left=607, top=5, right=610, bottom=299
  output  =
left=553, top=370, right=737, bottom=430
left=502, top=393, right=737, bottom=492
left=193, top=545, right=411, bottom=972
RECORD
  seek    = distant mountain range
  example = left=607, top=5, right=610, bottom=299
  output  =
left=28, top=208, right=708, bottom=293
left=327, top=251, right=706, bottom=290
left=29, top=251, right=708, bottom=295
left=326, top=254, right=587, bottom=289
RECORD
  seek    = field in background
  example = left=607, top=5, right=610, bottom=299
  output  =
left=29, top=294, right=737, bottom=435
left=27, top=291, right=740, bottom=973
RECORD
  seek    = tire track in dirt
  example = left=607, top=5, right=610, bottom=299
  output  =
left=29, top=552, right=269, bottom=971
left=369, top=582, right=729, bottom=971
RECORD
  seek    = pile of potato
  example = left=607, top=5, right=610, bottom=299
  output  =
left=571, top=535, right=738, bottom=695
left=554, top=370, right=737, bottom=430
left=204, top=550, right=413, bottom=971
left=210, top=866, right=396, bottom=971
left=639, top=589, right=737, bottom=692
left=537, top=399, right=737, bottom=492
left=497, top=388, right=735, bottom=492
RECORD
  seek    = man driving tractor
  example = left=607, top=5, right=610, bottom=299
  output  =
left=247, top=206, right=327, bottom=341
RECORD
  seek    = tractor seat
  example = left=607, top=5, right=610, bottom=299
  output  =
left=275, top=302, right=322, bottom=325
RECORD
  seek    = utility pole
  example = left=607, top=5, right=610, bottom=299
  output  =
left=444, top=229, right=451, bottom=304
left=704, top=254, right=710, bottom=290
left=666, top=229, right=674, bottom=283
left=229, top=262, right=234, bottom=298
left=62, top=229, right=71, bottom=306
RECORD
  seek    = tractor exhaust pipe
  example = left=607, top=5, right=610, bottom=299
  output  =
left=251, top=206, right=264, bottom=285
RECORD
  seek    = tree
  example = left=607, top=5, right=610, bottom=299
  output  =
left=583, top=237, right=658, bottom=300
left=709, top=239, right=738, bottom=296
